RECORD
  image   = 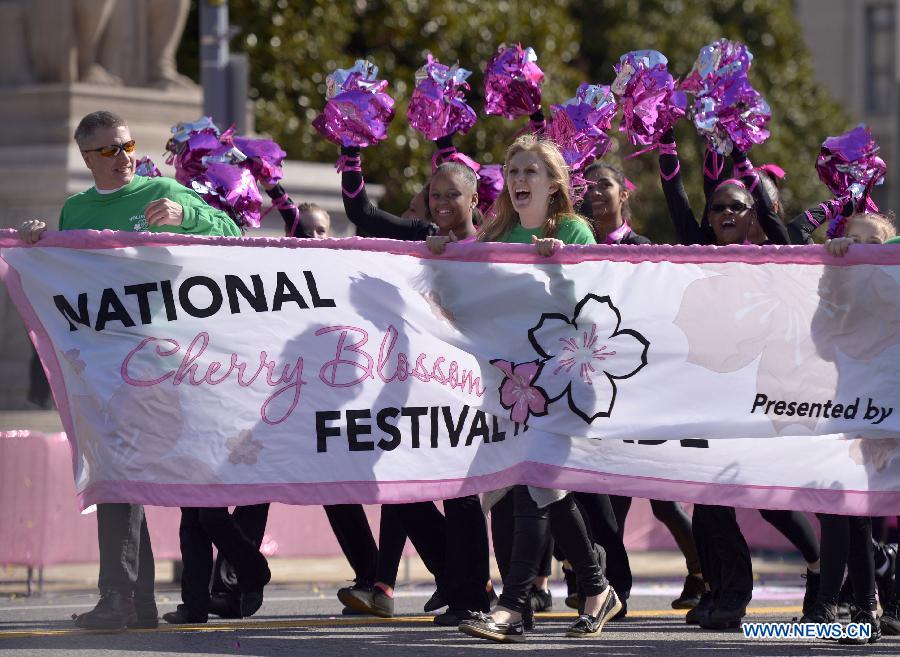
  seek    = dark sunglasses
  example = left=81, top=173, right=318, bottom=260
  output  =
left=81, top=140, right=136, bottom=158
left=709, top=201, right=751, bottom=213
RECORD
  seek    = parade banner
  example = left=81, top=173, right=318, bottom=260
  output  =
left=1, top=230, right=899, bottom=513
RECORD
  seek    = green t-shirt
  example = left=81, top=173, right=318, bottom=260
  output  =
left=59, top=175, right=240, bottom=237
left=497, top=214, right=596, bottom=245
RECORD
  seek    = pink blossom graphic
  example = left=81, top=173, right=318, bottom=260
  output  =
left=62, top=348, right=86, bottom=375
left=227, top=429, right=263, bottom=465
left=490, top=359, right=548, bottom=424
left=849, top=436, right=899, bottom=472
left=528, top=294, right=649, bottom=423
left=675, top=264, right=900, bottom=432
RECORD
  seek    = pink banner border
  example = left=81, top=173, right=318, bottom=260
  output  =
left=3, top=229, right=900, bottom=514
left=79, top=461, right=900, bottom=516
left=3, top=228, right=900, bottom=267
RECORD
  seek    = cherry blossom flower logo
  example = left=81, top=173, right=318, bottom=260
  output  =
left=849, top=436, right=899, bottom=472
left=490, top=359, right=548, bottom=424
left=675, top=263, right=900, bottom=432
left=496, top=294, right=649, bottom=424
left=61, top=348, right=86, bottom=375
left=227, top=429, right=263, bottom=465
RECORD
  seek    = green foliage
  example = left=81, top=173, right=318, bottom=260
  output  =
left=179, top=0, right=851, bottom=242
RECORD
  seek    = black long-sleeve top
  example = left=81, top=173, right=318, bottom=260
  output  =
left=786, top=196, right=853, bottom=245
left=658, top=131, right=789, bottom=245
left=266, top=183, right=314, bottom=238
left=340, top=145, right=443, bottom=241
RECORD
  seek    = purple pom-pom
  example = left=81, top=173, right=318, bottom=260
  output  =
left=407, top=55, right=477, bottom=141
left=611, top=50, right=685, bottom=148
left=547, top=84, right=618, bottom=177
left=683, top=40, right=770, bottom=154
left=313, top=60, right=396, bottom=148
left=135, top=156, right=161, bottom=178
left=233, top=137, right=287, bottom=186
left=476, top=164, right=504, bottom=217
left=681, top=39, right=753, bottom=95
left=483, top=43, right=544, bottom=120
left=192, top=164, right=263, bottom=229
left=817, top=125, right=886, bottom=232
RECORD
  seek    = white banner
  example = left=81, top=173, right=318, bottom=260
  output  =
left=1, top=230, right=899, bottom=513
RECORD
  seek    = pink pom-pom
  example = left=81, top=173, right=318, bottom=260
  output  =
left=817, top=125, right=886, bottom=233
left=681, top=39, right=753, bottom=95
left=135, top=157, right=161, bottom=178
left=407, top=55, right=477, bottom=141
left=313, top=60, right=396, bottom=148
left=612, top=50, right=686, bottom=148
left=233, top=137, right=287, bottom=187
left=483, top=43, right=544, bottom=120
left=546, top=84, right=618, bottom=178
left=476, top=164, right=504, bottom=217
left=683, top=40, right=770, bottom=154
left=192, top=164, right=263, bottom=229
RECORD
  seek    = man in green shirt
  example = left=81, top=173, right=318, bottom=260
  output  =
left=18, top=110, right=240, bottom=631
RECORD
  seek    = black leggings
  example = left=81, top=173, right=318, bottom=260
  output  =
left=759, top=510, right=820, bottom=564
left=610, top=495, right=701, bottom=576
left=375, top=504, right=408, bottom=588
left=324, top=504, right=379, bottom=586
left=495, top=487, right=607, bottom=614
left=816, top=514, right=875, bottom=610
left=692, top=505, right=753, bottom=597
left=395, top=496, right=490, bottom=612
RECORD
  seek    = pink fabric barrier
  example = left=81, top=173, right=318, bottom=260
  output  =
left=1, top=431, right=809, bottom=567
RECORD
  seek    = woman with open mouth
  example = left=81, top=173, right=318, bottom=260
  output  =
left=435, top=134, right=621, bottom=644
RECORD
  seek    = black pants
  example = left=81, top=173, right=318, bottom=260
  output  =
left=692, top=505, right=752, bottom=598
left=817, top=514, right=876, bottom=610
left=324, top=504, right=379, bottom=585
left=611, top=495, right=702, bottom=575
left=211, top=503, right=270, bottom=595
left=396, top=496, right=490, bottom=612
left=759, top=510, right=820, bottom=564
left=96, top=503, right=154, bottom=600
left=573, top=493, right=632, bottom=599
left=178, top=506, right=270, bottom=614
left=495, top=487, right=607, bottom=614
left=375, top=504, right=409, bottom=588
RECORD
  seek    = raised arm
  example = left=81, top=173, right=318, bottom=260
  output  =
left=658, top=130, right=708, bottom=245
left=732, top=151, right=789, bottom=245
left=340, top=146, right=435, bottom=240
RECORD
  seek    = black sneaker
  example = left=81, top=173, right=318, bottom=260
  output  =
left=209, top=592, right=242, bottom=619
left=700, top=590, right=751, bottom=630
left=423, top=590, right=446, bottom=613
left=130, top=597, right=159, bottom=629
left=458, top=611, right=525, bottom=643
left=162, top=604, right=208, bottom=624
left=685, top=591, right=714, bottom=625
left=672, top=574, right=705, bottom=609
left=880, top=600, right=900, bottom=635
left=434, top=608, right=478, bottom=626
left=565, top=587, right=621, bottom=638
left=799, top=600, right=837, bottom=625
left=337, top=584, right=393, bottom=618
left=563, top=567, right=579, bottom=610
left=529, top=587, right=553, bottom=612
left=73, top=590, right=136, bottom=630
left=802, top=570, right=820, bottom=617
left=838, top=609, right=881, bottom=645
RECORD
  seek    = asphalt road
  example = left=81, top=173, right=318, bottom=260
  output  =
left=2, top=580, right=898, bottom=656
